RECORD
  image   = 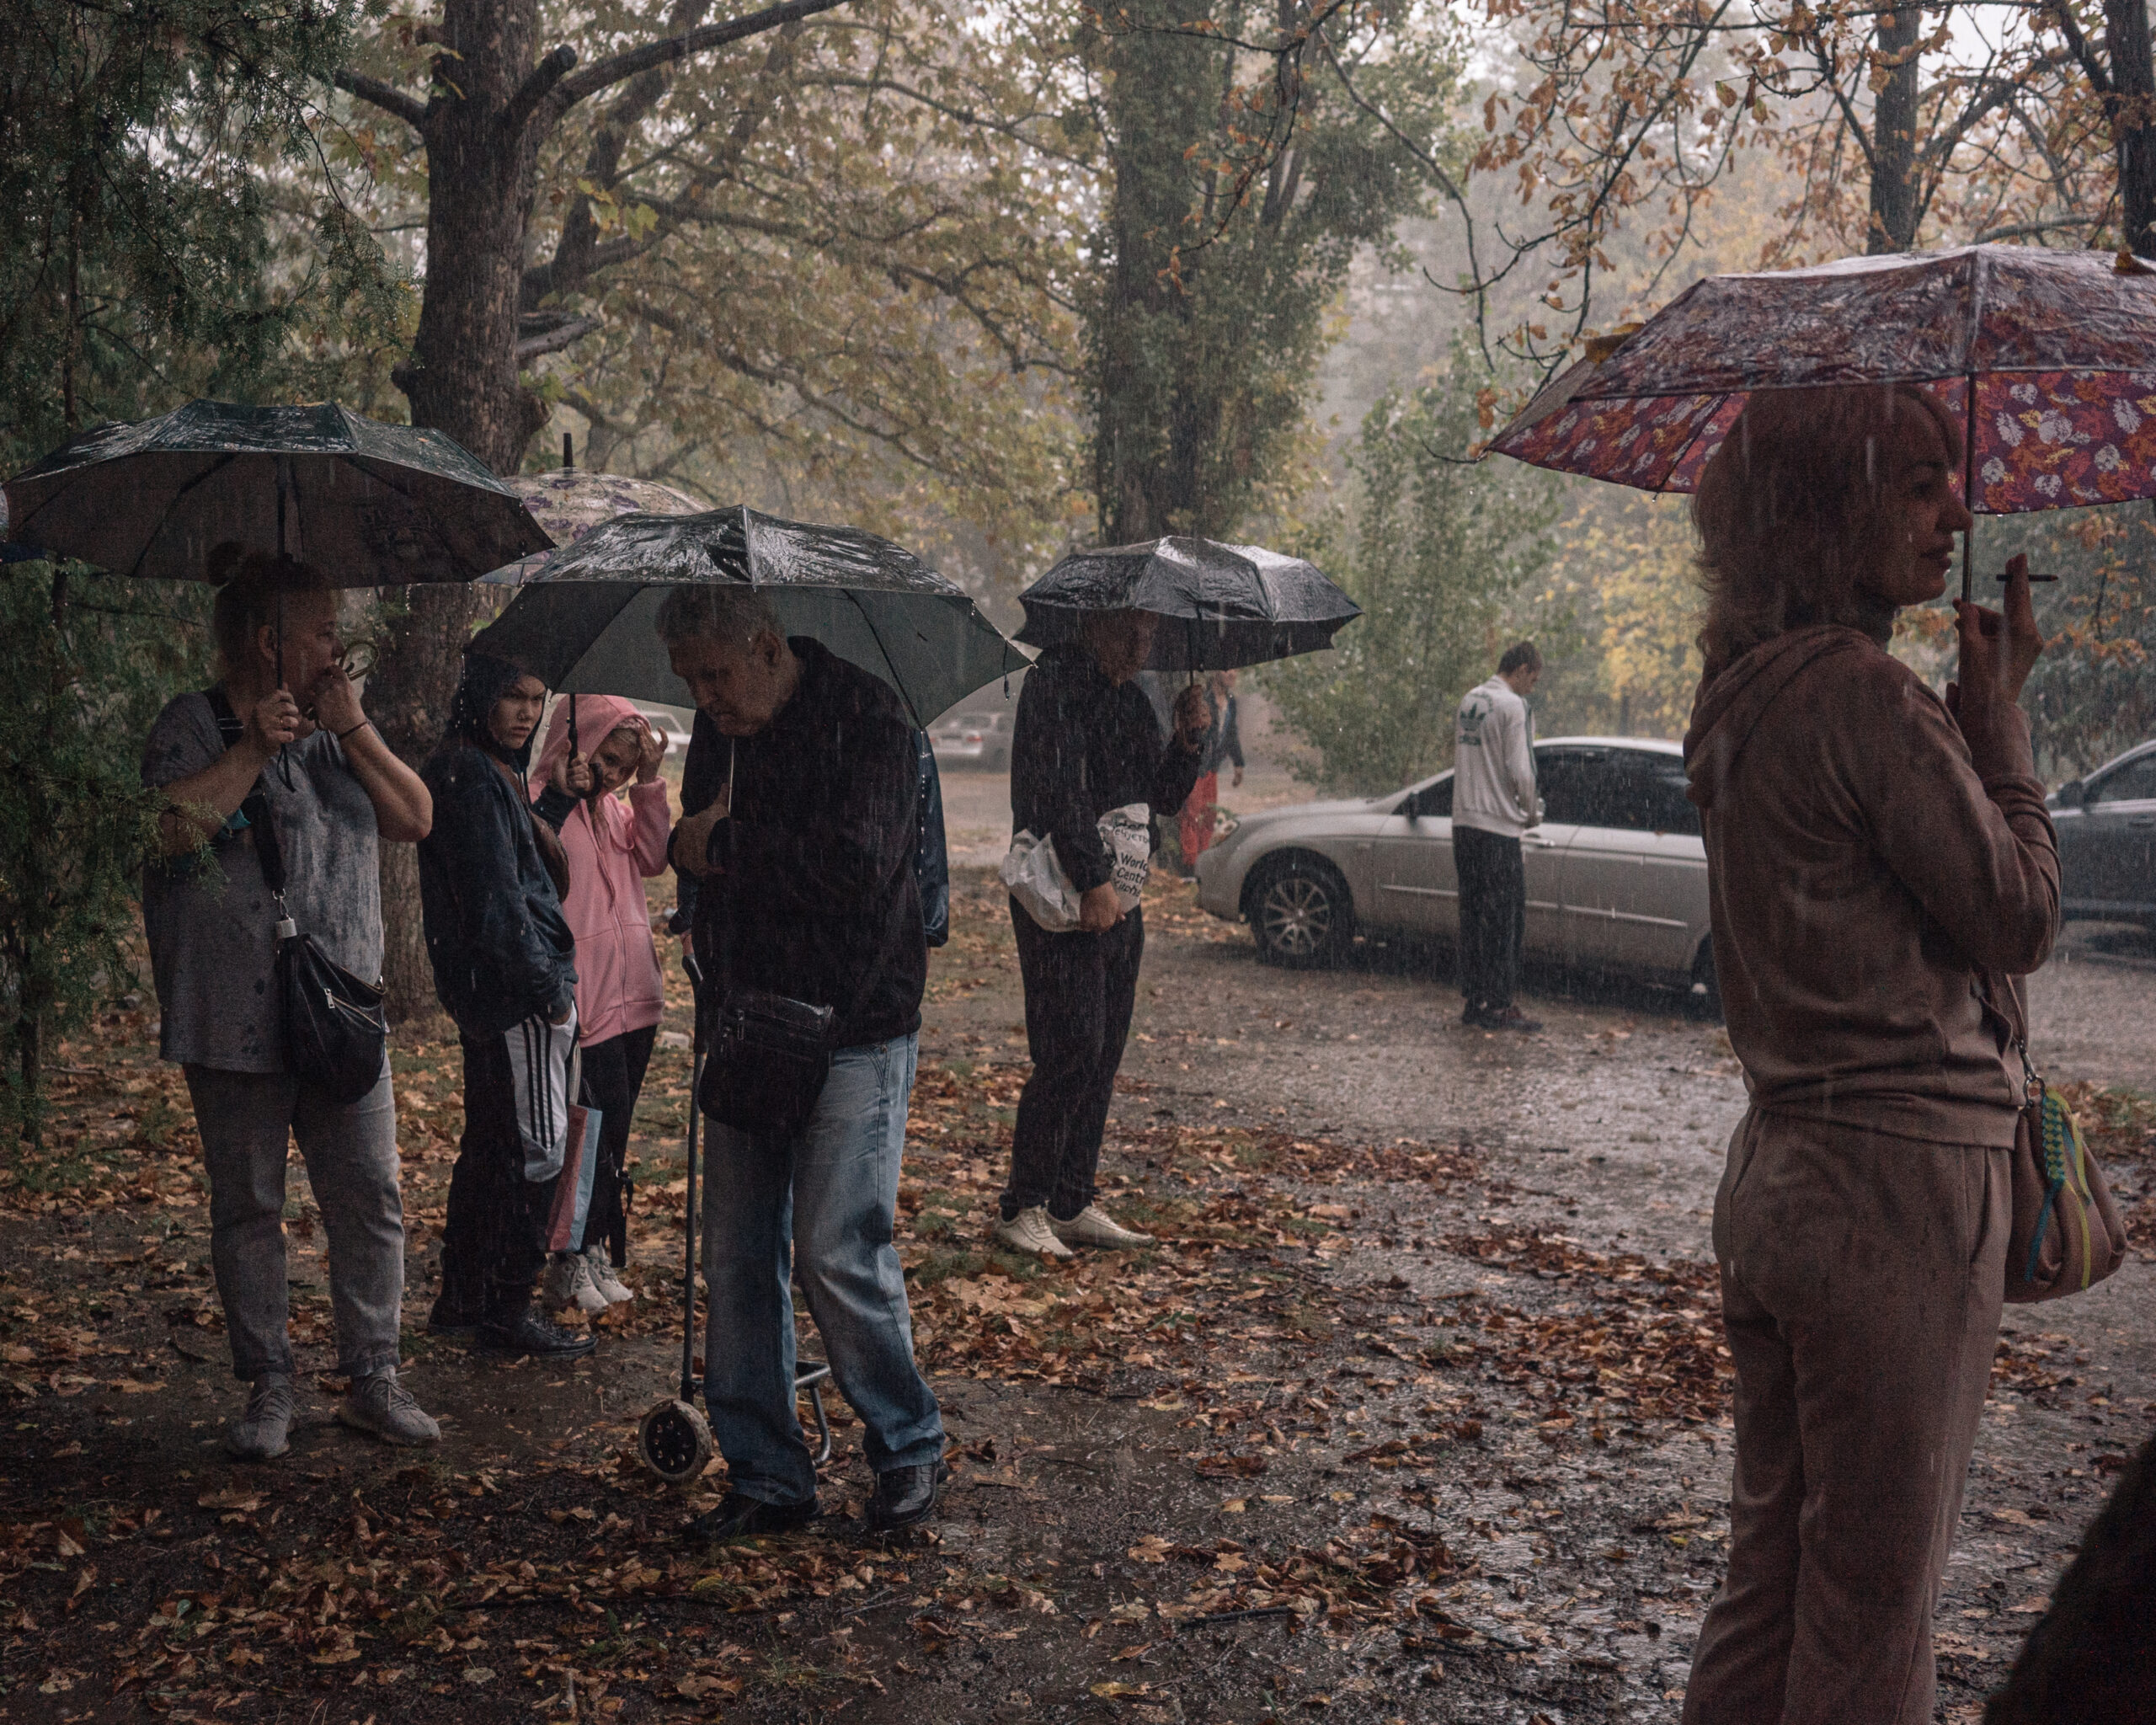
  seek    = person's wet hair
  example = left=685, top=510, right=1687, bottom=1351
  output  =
left=1692, top=382, right=1960, bottom=676
left=654, top=584, right=782, bottom=649
left=1497, top=640, right=1542, bottom=676
left=206, top=543, right=334, bottom=681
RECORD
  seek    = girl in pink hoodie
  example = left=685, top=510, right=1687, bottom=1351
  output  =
left=530, top=695, right=672, bottom=1316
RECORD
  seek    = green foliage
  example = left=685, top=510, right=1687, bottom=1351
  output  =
left=0, top=0, right=406, bottom=476
left=0, top=565, right=213, bottom=1145
left=1083, top=2, right=1469, bottom=540
left=1264, top=350, right=1559, bottom=793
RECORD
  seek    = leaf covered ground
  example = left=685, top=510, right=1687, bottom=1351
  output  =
left=3, top=872, right=2152, bottom=1722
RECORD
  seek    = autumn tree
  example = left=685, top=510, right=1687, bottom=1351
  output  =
left=1079, top=2, right=1467, bottom=540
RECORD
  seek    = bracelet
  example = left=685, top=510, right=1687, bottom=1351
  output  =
left=337, top=719, right=373, bottom=743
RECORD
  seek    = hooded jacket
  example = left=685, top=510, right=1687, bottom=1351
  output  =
left=529, top=695, right=670, bottom=1047
left=418, top=654, right=578, bottom=1039
left=1683, top=625, right=2058, bottom=1147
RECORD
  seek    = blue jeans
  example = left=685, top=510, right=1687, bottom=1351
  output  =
left=702, top=1033, right=943, bottom=1504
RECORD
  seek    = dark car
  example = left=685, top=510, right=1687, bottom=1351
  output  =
left=2050, top=740, right=2156, bottom=931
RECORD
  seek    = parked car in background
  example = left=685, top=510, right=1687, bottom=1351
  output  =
left=2050, top=739, right=2156, bottom=931
left=931, top=708, right=1016, bottom=771
left=1193, top=738, right=1717, bottom=1004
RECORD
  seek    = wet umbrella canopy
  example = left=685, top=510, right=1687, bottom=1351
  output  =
left=487, top=469, right=706, bottom=584
left=467, top=505, right=1027, bottom=727
left=1017, top=537, right=1360, bottom=672
left=2, top=398, right=549, bottom=583
left=1488, top=244, right=2156, bottom=595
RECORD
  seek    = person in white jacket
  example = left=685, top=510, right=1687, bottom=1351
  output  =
left=1454, top=642, right=1544, bottom=1031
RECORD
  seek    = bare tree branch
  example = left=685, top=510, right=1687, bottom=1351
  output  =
left=504, top=45, right=579, bottom=136
left=516, top=314, right=603, bottom=362
left=331, top=67, right=429, bottom=133
left=550, top=0, right=849, bottom=110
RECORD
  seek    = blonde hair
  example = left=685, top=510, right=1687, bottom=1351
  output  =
left=1692, top=383, right=1959, bottom=676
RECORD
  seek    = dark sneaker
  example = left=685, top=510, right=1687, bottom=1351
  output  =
left=225, top=1373, right=296, bottom=1461
left=867, top=1461, right=952, bottom=1533
left=338, top=1370, right=441, bottom=1445
left=478, top=1309, right=597, bottom=1358
left=684, top=1492, right=817, bottom=1544
left=1485, top=1005, right=1544, bottom=1033
left=1460, top=1002, right=1497, bottom=1028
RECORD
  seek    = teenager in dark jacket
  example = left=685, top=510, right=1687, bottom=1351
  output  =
left=664, top=585, right=944, bottom=1541
left=419, top=653, right=590, bottom=1357
left=996, top=609, right=1208, bottom=1260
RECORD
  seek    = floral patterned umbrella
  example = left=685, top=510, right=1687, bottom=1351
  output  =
left=1490, top=245, right=2156, bottom=594
left=486, top=468, right=706, bottom=582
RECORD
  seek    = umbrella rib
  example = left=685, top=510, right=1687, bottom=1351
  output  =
left=122, top=452, right=242, bottom=579
left=841, top=588, right=921, bottom=729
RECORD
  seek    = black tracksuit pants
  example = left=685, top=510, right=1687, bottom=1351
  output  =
left=1454, top=825, right=1526, bottom=1013
left=439, top=1032, right=556, bottom=1322
left=1001, top=902, right=1145, bottom=1222
left=576, top=1023, right=656, bottom=1268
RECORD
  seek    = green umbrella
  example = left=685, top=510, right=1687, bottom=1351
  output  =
left=2, top=398, right=549, bottom=583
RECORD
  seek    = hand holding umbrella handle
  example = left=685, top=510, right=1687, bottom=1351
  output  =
left=1949, top=555, right=2045, bottom=734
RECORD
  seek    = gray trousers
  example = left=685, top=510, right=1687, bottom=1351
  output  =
left=184, top=1062, right=406, bottom=1382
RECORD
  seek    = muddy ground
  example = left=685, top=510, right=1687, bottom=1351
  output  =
left=2, top=783, right=2152, bottom=1725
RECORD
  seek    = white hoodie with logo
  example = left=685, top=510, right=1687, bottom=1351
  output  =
left=1453, top=675, right=1539, bottom=838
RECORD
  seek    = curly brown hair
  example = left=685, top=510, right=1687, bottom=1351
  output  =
left=1692, top=383, right=1960, bottom=677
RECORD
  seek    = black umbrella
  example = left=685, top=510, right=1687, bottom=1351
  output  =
left=2, top=398, right=549, bottom=583
left=467, top=505, right=1027, bottom=728
left=1017, top=536, right=1360, bottom=672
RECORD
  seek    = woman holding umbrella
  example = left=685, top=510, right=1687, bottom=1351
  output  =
left=1678, top=384, right=2054, bottom=1725
left=143, top=550, right=440, bottom=1461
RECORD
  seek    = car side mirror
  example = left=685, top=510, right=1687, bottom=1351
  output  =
left=2055, top=779, right=2085, bottom=809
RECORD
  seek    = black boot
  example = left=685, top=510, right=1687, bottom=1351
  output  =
left=684, top=1493, right=817, bottom=1544
left=867, top=1461, right=951, bottom=1532
left=478, top=1305, right=596, bottom=1358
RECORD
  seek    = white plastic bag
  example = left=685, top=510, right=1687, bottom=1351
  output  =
left=1001, top=802, right=1152, bottom=932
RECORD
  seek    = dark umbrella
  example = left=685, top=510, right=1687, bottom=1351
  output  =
left=1016, top=536, right=1360, bottom=672
left=467, top=505, right=1027, bottom=728
left=2, top=398, right=549, bottom=583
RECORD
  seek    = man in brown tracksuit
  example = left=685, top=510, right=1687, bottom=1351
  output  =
left=1678, top=384, right=2056, bottom=1725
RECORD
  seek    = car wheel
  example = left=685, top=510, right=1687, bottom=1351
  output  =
left=1688, top=936, right=1723, bottom=1020
left=1249, top=856, right=1352, bottom=969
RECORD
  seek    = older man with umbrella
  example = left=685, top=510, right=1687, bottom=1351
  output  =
left=469, top=505, right=1022, bottom=1537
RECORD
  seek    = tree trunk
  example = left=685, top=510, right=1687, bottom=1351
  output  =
left=1868, top=4, right=1922, bottom=254
left=376, top=0, right=552, bottom=1022
left=1092, top=0, right=1225, bottom=542
left=2105, top=0, right=2156, bottom=255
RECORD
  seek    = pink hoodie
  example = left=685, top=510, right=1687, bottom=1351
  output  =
left=531, top=695, right=671, bottom=1046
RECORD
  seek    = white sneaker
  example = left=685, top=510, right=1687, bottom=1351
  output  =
left=584, top=1241, right=634, bottom=1305
left=994, top=1204, right=1075, bottom=1261
left=1050, top=1204, right=1155, bottom=1249
left=542, top=1251, right=608, bottom=1316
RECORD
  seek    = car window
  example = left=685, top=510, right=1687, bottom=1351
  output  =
left=1401, top=776, right=1453, bottom=817
left=2091, top=754, right=2156, bottom=804
left=1534, top=748, right=1609, bottom=825
left=1623, top=753, right=1702, bottom=836
left=1534, top=748, right=1699, bottom=834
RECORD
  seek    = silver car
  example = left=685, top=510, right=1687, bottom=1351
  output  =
left=2050, top=739, right=2156, bottom=931
left=1193, top=737, right=1717, bottom=1001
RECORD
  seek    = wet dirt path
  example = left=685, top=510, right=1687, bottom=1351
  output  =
left=0, top=858, right=2148, bottom=1725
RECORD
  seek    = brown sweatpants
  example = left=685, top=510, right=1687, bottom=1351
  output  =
left=1682, top=1109, right=2010, bottom=1725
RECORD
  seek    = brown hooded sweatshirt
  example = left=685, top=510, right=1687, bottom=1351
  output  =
left=1683, top=625, right=2058, bottom=1148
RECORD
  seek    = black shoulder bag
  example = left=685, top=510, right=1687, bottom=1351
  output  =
left=207, top=692, right=389, bottom=1107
